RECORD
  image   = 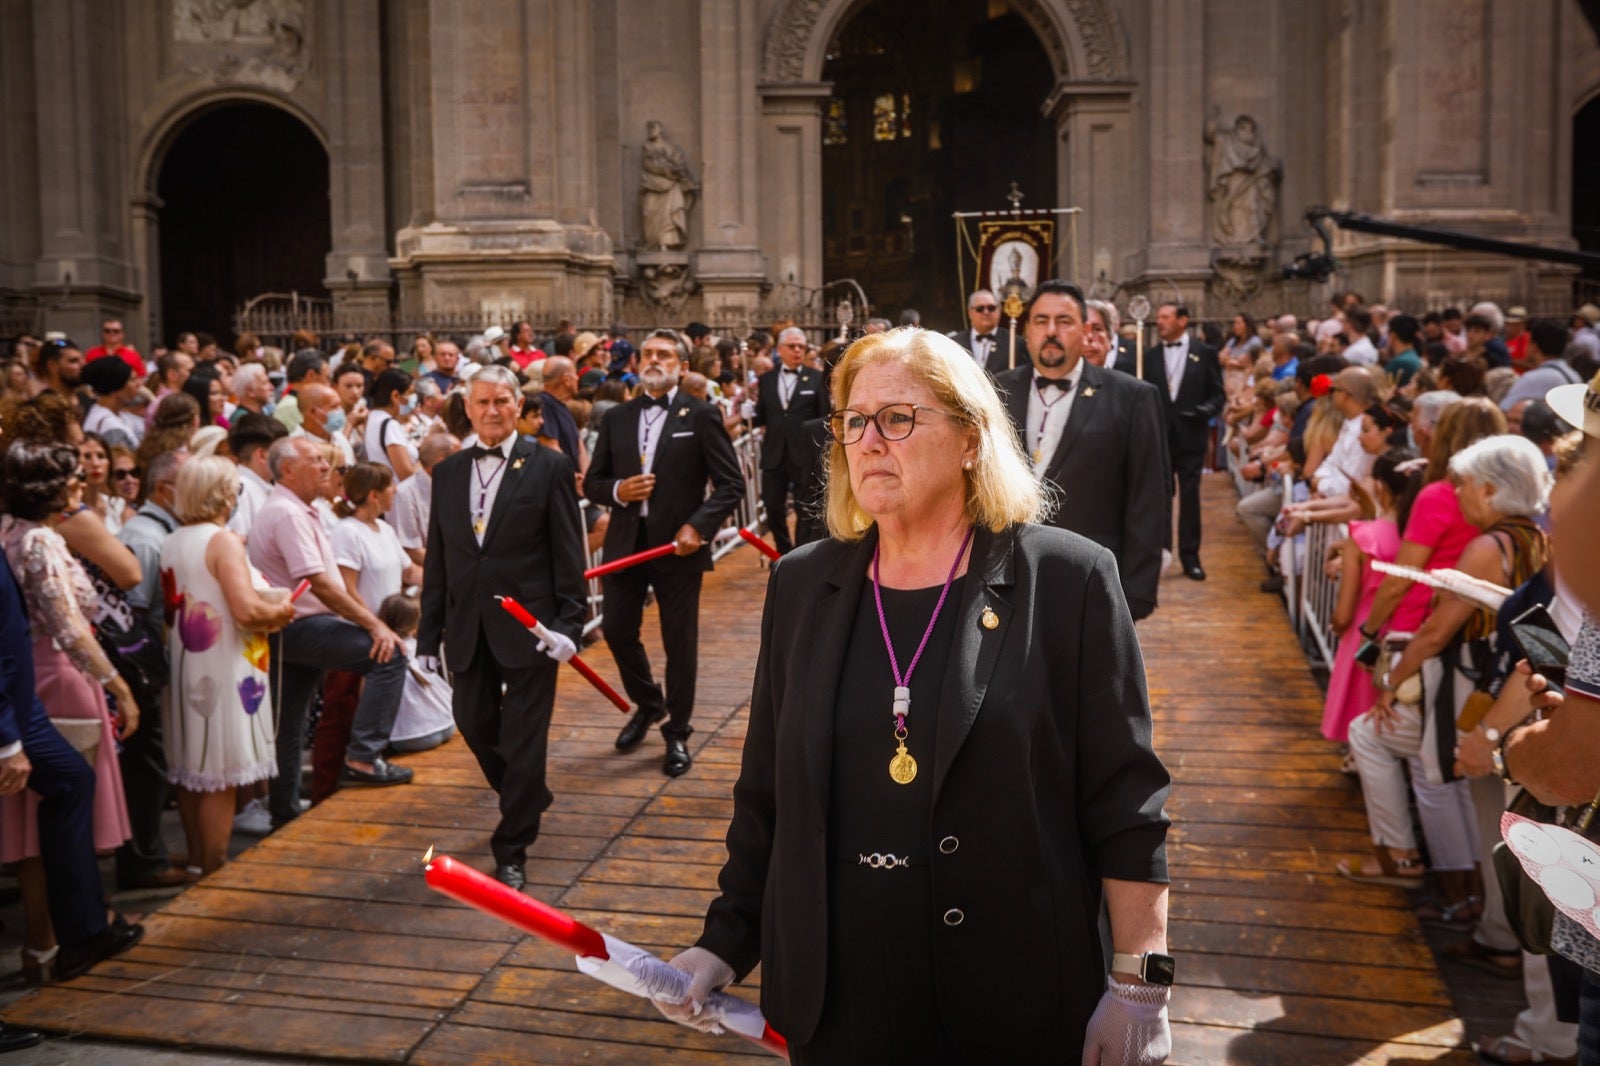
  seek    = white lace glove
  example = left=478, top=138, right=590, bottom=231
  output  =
left=740, top=400, right=756, bottom=420
left=1082, top=976, right=1171, bottom=1066
left=535, top=630, right=577, bottom=664
left=416, top=654, right=445, bottom=677
left=652, top=946, right=736, bottom=1033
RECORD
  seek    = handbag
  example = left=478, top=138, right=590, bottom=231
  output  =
left=48, top=717, right=101, bottom=765
left=1494, top=787, right=1600, bottom=955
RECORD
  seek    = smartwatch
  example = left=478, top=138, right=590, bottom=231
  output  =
left=1110, top=951, right=1176, bottom=987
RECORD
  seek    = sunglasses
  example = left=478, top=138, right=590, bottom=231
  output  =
left=111, top=469, right=138, bottom=481
left=971, top=305, right=998, bottom=313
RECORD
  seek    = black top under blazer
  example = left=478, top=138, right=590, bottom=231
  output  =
left=695, top=522, right=1171, bottom=1057
left=418, top=436, right=588, bottom=672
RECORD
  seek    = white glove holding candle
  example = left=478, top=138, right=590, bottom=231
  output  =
left=1081, top=976, right=1171, bottom=1066
left=534, top=629, right=577, bottom=664
left=651, top=946, right=737, bottom=1033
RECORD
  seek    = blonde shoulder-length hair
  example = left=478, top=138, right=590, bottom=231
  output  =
left=824, top=327, right=1046, bottom=540
left=174, top=454, right=240, bottom=526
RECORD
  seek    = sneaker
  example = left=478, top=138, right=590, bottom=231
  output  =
left=232, top=799, right=273, bottom=836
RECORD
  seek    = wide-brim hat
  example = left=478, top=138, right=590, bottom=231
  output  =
left=481, top=325, right=506, bottom=345
left=572, top=331, right=601, bottom=359
left=1546, top=372, right=1600, bottom=438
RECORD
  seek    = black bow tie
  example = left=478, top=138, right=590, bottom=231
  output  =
left=977, top=333, right=994, bottom=342
left=781, top=367, right=800, bottom=376
left=1164, top=341, right=1184, bottom=349
left=641, top=393, right=670, bottom=409
left=1037, top=378, right=1075, bottom=394
left=467, top=443, right=508, bottom=460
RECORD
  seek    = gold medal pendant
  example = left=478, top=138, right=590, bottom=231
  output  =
left=472, top=517, right=486, bottom=537
left=1032, top=449, right=1042, bottom=464
left=889, top=741, right=917, bottom=785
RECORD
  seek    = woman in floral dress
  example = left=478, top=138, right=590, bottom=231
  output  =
left=161, top=456, right=296, bottom=875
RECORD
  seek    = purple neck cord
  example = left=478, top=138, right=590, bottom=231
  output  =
left=871, top=525, right=975, bottom=719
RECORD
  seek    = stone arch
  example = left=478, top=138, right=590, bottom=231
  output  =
left=760, top=0, right=1129, bottom=86
left=136, top=88, right=329, bottom=197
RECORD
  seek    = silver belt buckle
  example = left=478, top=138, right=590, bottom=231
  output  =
left=858, top=851, right=911, bottom=870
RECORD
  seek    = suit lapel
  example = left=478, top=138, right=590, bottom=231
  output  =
left=651, top=393, right=694, bottom=468
left=1046, top=363, right=1102, bottom=475
left=802, top=533, right=875, bottom=818
left=615, top=399, right=644, bottom=475
left=480, top=439, right=533, bottom=547
left=931, top=525, right=1015, bottom=802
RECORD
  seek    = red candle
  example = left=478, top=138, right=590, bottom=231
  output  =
left=423, top=850, right=608, bottom=959
left=495, top=596, right=631, bottom=713
left=289, top=578, right=312, bottom=602
left=739, top=527, right=782, bottom=561
left=585, top=542, right=676, bottom=580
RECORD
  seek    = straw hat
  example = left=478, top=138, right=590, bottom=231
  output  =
left=571, top=331, right=601, bottom=359
left=1546, top=371, right=1600, bottom=438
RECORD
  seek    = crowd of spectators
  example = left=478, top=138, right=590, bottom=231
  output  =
left=1221, top=293, right=1600, bottom=1064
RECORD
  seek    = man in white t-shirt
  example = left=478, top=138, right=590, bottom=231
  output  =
left=80, top=357, right=146, bottom=450
left=226, top=413, right=287, bottom=542
left=393, top=433, right=460, bottom=567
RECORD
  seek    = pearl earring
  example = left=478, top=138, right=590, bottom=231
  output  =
left=962, top=459, right=974, bottom=470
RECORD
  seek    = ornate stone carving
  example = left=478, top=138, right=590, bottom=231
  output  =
left=1204, top=110, right=1282, bottom=301
left=761, top=0, right=1124, bottom=83
left=638, top=121, right=697, bottom=252
left=173, top=0, right=307, bottom=91
left=636, top=251, right=696, bottom=308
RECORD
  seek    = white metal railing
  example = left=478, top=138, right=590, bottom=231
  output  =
left=580, top=433, right=768, bottom=635
left=1267, top=475, right=1344, bottom=670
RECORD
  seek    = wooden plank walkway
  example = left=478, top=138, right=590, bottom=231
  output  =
left=4, top=475, right=1476, bottom=1064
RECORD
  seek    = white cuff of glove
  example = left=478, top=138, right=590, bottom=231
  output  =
left=654, top=946, right=736, bottom=1033
left=1081, top=975, right=1172, bottom=1066
left=535, top=631, right=577, bottom=664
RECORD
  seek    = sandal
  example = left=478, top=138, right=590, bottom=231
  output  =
left=1472, top=1033, right=1576, bottom=1064
left=1443, top=939, right=1521, bottom=980
left=1335, top=847, right=1425, bottom=888
left=1414, top=894, right=1481, bottom=930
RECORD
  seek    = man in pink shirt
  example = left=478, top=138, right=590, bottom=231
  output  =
left=248, top=437, right=410, bottom=829
left=83, top=319, right=147, bottom=378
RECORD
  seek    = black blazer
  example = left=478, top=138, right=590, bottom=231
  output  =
left=696, top=524, right=1170, bottom=1056
left=993, top=362, right=1168, bottom=619
left=417, top=437, right=587, bottom=672
left=584, top=391, right=745, bottom=574
left=752, top=366, right=829, bottom=471
left=1151, top=337, right=1225, bottom=456
left=947, top=327, right=1023, bottom=375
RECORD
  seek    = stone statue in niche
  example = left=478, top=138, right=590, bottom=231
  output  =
left=638, top=121, right=698, bottom=251
left=173, top=0, right=307, bottom=91
left=1204, top=111, right=1280, bottom=249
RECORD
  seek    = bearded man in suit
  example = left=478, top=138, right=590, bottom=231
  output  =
left=586, top=329, right=744, bottom=777
left=418, top=365, right=588, bottom=889
left=1153, top=303, right=1225, bottom=581
left=749, top=326, right=829, bottom=553
left=993, top=281, right=1167, bottom=620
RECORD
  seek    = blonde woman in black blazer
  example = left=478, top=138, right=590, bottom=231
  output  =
left=654, top=328, right=1174, bottom=1064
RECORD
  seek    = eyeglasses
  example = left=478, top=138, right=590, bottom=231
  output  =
left=103, top=327, right=123, bottom=335
left=827, top=403, right=965, bottom=445
left=334, top=465, right=353, bottom=476
left=971, top=304, right=998, bottom=313
left=110, top=469, right=138, bottom=481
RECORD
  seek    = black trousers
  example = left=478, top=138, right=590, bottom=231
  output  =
left=19, top=708, right=107, bottom=947
left=761, top=464, right=805, bottom=554
left=600, top=562, right=702, bottom=741
left=115, top=615, right=172, bottom=886
left=1171, top=447, right=1204, bottom=562
left=452, top=626, right=559, bottom=868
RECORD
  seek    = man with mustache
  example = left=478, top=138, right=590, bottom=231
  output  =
left=585, top=329, right=744, bottom=776
left=994, top=280, right=1168, bottom=620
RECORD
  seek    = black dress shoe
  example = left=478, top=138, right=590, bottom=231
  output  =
left=0, top=1024, right=44, bottom=1052
left=615, top=707, right=666, bottom=751
left=56, top=915, right=144, bottom=982
left=1183, top=562, right=1207, bottom=581
left=493, top=864, right=525, bottom=891
left=663, top=737, right=692, bottom=777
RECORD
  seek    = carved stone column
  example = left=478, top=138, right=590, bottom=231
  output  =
left=1047, top=80, right=1137, bottom=290
left=757, top=82, right=830, bottom=293
left=695, top=0, right=766, bottom=315
left=323, top=0, right=391, bottom=331
left=1135, top=0, right=1210, bottom=298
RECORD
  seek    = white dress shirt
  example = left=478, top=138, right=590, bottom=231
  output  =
left=1162, top=334, right=1190, bottom=401
left=1313, top=415, right=1372, bottom=498
left=1344, top=335, right=1379, bottom=367
left=624, top=387, right=677, bottom=517
left=778, top=369, right=800, bottom=409
left=392, top=469, right=432, bottom=551
left=1024, top=360, right=1085, bottom=473
left=465, top=434, right=516, bottom=543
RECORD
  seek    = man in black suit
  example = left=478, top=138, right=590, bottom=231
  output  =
left=418, top=365, right=588, bottom=889
left=994, top=280, right=1168, bottom=620
left=0, top=550, right=142, bottom=986
left=748, top=327, right=829, bottom=553
left=1154, top=303, right=1225, bottom=580
left=947, top=288, right=1021, bottom=374
left=586, top=329, right=745, bottom=776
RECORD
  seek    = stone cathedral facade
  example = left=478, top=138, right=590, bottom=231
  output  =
left=1, top=0, right=1596, bottom=347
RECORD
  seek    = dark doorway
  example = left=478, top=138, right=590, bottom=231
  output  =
left=821, top=0, right=1056, bottom=331
left=1575, top=95, right=1600, bottom=282
left=156, top=103, right=330, bottom=345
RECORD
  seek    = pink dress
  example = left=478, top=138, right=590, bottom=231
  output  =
left=0, top=518, right=133, bottom=859
left=1321, top=520, right=1400, bottom=742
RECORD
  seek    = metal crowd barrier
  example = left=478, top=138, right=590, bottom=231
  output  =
left=1271, top=476, right=1345, bottom=670
left=579, top=432, right=768, bottom=636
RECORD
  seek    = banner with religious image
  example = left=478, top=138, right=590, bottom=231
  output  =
left=976, top=218, right=1055, bottom=305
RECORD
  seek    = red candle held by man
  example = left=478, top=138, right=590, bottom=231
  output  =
left=739, top=527, right=782, bottom=561
left=584, top=542, right=676, bottom=580
left=423, top=849, right=607, bottom=959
